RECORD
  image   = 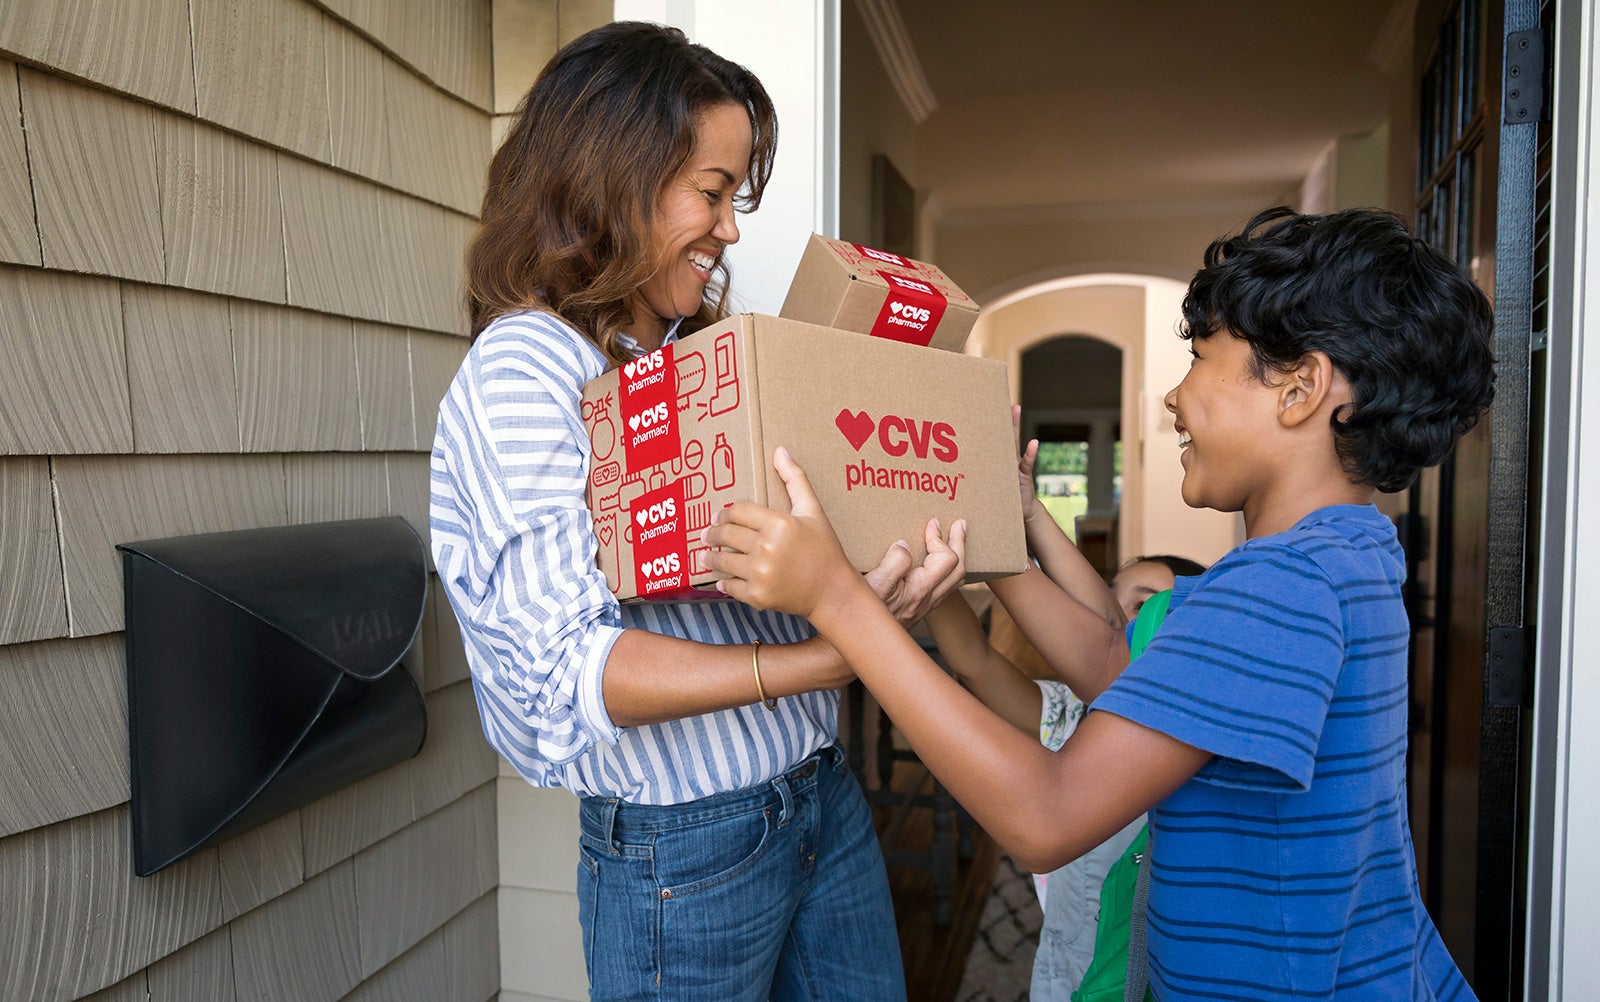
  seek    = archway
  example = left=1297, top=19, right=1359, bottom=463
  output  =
left=967, top=272, right=1241, bottom=567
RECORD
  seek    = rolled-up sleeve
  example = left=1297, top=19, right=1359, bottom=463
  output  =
left=429, top=317, right=624, bottom=773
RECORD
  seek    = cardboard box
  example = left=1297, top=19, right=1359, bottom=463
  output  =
left=780, top=234, right=980, bottom=353
left=583, top=314, right=1026, bottom=602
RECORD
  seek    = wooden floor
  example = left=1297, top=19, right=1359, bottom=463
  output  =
left=880, top=759, right=1001, bottom=1002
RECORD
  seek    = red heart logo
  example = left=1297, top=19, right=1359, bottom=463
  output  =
left=835, top=409, right=875, bottom=451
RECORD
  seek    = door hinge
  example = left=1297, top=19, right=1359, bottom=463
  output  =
left=1487, top=626, right=1532, bottom=707
left=1504, top=28, right=1547, bottom=125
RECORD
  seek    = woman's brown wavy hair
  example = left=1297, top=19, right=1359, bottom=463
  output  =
left=467, top=21, right=777, bottom=367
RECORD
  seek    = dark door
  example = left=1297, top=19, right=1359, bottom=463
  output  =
left=1404, top=0, right=1549, bottom=997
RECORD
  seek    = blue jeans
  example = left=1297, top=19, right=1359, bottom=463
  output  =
left=577, top=745, right=906, bottom=1001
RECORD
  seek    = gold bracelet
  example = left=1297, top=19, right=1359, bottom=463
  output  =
left=751, top=639, right=777, bottom=711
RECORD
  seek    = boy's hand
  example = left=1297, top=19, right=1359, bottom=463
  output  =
left=1013, top=405, right=1043, bottom=523
left=704, top=447, right=862, bottom=620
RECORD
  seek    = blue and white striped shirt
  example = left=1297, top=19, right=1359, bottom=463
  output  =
left=429, top=310, right=836, bottom=804
left=1093, top=505, right=1474, bottom=1000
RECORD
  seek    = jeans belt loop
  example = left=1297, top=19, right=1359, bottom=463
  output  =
left=600, top=797, right=621, bottom=853
left=772, top=773, right=795, bottom=826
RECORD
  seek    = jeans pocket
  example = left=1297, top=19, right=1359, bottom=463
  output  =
left=652, top=802, right=778, bottom=899
left=577, top=841, right=601, bottom=877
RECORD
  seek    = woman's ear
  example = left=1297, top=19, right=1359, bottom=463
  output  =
left=1277, top=351, right=1337, bottom=428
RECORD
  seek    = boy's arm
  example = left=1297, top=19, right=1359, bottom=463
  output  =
left=923, top=594, right=1044, bottom=737
left=704, top=453, right=1209, bottom=872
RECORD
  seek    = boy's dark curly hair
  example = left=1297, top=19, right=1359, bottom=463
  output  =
left=1180, top=207, right=1496, bottom=493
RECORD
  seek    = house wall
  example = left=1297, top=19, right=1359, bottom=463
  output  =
left=0, top=2, right=508, bottom=999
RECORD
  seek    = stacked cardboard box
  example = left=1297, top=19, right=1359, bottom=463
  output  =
left=780, top=234, right=979, bottom=352
left=584, top=240, right=1021, bottom=602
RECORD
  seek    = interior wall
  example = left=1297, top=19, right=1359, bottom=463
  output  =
left=839, top=0, right=919, bottom=246
left=0, top=1, right=500, bottom=1000
left=936, top=205, right=1261, bottom=302
left=970, top=275, right=1243, bottom=568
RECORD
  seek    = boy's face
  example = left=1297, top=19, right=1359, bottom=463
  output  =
left=1163, top=331, right=1282, bottom=514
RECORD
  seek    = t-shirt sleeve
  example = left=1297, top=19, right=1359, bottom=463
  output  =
left=1090, top=543, right=1345, bottom=792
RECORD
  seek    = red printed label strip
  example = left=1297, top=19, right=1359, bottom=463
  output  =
left=630, top=480, right=690, bottom=598
left=618, top=345, right=680, bottom=471
left=851, top=242, right=913, bottom=269
left=868, top=271, right=949, bottom=346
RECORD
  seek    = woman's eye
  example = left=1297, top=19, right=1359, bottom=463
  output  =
left=703, top=189, right=723, bottom=204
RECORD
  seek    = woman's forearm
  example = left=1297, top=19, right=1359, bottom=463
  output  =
left=601, top=631, right=850, bottom=727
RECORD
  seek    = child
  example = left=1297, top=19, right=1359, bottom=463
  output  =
left=704, top=207, right=1494, bottom=1000
left=928, top=553, right=1206, bottom=1000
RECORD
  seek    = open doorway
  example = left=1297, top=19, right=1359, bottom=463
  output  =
left=1020, top=334, right=1123, bottom=576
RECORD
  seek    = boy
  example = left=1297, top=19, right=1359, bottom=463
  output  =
left=704, top=207, right=1494, bottom=999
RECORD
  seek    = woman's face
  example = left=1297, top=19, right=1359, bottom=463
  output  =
left=634, top=102, right=753, bottom=346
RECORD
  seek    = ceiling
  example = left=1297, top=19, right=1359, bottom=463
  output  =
left=893, top=0, right=1402, bottom=220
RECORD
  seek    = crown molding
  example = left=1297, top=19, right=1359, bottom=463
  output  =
left=854, top=0, right=938, bottom=124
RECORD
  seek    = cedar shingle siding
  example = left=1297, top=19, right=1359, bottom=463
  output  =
left=0, top=1, right=547, bottom=997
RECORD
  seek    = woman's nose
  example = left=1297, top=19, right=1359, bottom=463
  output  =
left=714, top=203, right=740, bottom=245
left=1163, top=386, right=1178, bottom=413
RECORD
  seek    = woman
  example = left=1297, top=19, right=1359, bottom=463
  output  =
left=430, top=21, right=940, bottom=1001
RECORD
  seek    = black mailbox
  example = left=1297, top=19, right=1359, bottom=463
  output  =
left=118, top=517, right=429, bottom=877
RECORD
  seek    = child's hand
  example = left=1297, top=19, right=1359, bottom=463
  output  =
left=704, top=447, right=862, bottom=620
left=1013, top=404, right=1042, bottom=523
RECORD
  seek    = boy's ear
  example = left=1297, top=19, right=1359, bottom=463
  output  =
left=1277, top=351, right=1338, bottom=428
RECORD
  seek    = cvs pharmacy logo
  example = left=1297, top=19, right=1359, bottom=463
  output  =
left=888, top=301, right=932, bottom=324
left=885, top=274, right=934, bottom=296
left=856, top=244, right=911, bottom=268
left=627, top=401, right=671, bottom=433
left=834, top=409, right=958, bottom=462
left=622, top=349, right=667, bottom=381
left=635, top=496, right=677, bottom=529
left=641, top=553, right=681, bottom=580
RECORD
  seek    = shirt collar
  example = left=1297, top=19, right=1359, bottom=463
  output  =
left=616, top=317, right=685, bottom=357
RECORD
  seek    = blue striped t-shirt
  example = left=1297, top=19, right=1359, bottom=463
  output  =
left=429, top=311, right=836, bottom=804
left=1092, top=504, right=1475, bottom=1000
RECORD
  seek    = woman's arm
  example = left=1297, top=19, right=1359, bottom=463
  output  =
left=922, top=595, right=1043, bottom=737
left=602, top=540, right=943, bottom=727
left=705, top=450, right=1210, bottom=871
left=433, top=320, right=948, bottom=755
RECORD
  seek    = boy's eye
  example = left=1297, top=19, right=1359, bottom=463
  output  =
left=1132, top=597, right=1147, bottom=613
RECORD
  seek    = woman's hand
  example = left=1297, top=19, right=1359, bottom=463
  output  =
left=864, top=517, right=968, bottom=628
left=704, top=447, right=966, bottom=628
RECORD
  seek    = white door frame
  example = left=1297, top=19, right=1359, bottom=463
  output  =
left=613, top=0, right=841, bottom=316
left=1527, top=0, right=1600, bottom=997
